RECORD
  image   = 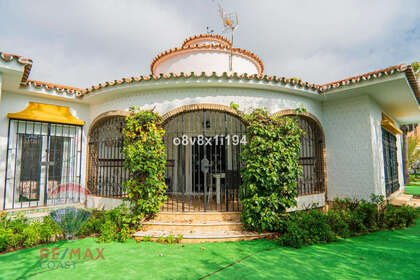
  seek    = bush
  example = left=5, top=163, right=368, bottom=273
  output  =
left=77, top=209, right=105, bottom=237
left=122, top=107, right=167, bottom=222
left=278, top=210, right=337, bottom=248
left=236, top=106, right=303, bottom=232
left=278, top=196, right=419, bottom=249
left=0, top=211, right=64, bottom=253
left=384, top=205, right=418, bottom=229
left=326, top=210, right=351, bottom=238
left=50, top=207, right=90, bottom=239
left=79, top=206, right=133, bottom=243
left=40, top=216, right=62, bottom=243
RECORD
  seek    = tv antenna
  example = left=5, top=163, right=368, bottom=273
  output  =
left=206, top=26, right=215, bottom=35
left=218, top=4, right=239, bottom=73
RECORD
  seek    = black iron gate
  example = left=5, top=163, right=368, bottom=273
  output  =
left=382, top=128, right=400, bottom=196
left=87, top=116, right=128, bottom=197
left=297, top=116, right=324, bottom=195
left=162, top=109, right=246, bottom=212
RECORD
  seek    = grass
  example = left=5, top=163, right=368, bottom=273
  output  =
left=1, top=216, right=420, bottom=280
left=405, top=185, right=420, bottom=195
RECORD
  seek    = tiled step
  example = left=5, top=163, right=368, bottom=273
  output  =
left=390, top=193, right=414, bottom=206
left=142, top=221, right=243, bottom=232
left=133, top=230, right=274, bottom=243
left=137, top=211, right=273, bottom=243
left=152, top=212, right=241, bottom=223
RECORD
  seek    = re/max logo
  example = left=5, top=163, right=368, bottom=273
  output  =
left=39, top=247, right=105, bottom=270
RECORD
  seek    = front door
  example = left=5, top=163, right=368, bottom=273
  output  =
left=163, top=109, right=245, bottom=212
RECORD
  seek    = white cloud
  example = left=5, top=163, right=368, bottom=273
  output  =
left=0, top=0, right=418, bottom=87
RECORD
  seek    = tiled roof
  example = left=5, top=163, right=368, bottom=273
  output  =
left=0, top=52, right=32, bottom=85
left=1, top=50, right=419, bottom=102
left=320, top=64, right=409, bottom=92
left=23, top=80, right=84, bottom=96
left=83, top=72, right=320, bottom=95
left=182, top=34, right=232, bottom=48
left=319, top=64, right=420, bottom=102
left=150, top=44, right=265, bottom=75
left=0, top=51, right=83, bottom=96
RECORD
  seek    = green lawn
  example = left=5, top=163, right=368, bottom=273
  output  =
left=406, top=185, right=420, bottom=195
left=1, top=217, right=420, bottom=280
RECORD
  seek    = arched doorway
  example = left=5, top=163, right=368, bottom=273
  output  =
left=162, top=105, right=246, bottom=211
left=87, top=114, right=128, bottom=197
left=296, top=116, right=325, bottom=195
left=273, top=110, right=326, bottom=196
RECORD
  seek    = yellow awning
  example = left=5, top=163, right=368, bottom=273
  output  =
left=381, top=113, right=402, bottom=135
left=7, top=102, right=85, bottom=126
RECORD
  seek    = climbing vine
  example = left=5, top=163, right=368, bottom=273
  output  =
left=121, top=106, right=167, bottom=222
left=231, top=103, right=304, bottom=232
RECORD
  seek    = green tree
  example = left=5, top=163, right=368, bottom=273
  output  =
left=408, top=135, right=420, bottom=172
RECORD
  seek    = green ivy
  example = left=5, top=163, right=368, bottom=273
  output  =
left=231, top=104, right=303, bottom=232
left=122, top=107, right=167, bottom=222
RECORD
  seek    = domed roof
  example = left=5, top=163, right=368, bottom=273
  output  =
left=151, top=34, right=264, bottom=76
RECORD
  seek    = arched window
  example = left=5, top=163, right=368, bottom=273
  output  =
left=87, top=115, right=127, bottom=197
left=297, top=116, right=325, bottom=195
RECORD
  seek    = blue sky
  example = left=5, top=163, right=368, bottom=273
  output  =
left=0, top=0, right=418, bottom=88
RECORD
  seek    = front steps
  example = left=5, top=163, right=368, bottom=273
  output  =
left=133, top=212, right=273, bottom=243
left=390, top=193, right=420, bottom=208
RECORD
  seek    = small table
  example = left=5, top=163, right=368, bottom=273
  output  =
left=212, top=173, right=225, bottom=205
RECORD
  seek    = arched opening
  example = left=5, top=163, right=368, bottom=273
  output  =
left=162, top=105, right=246, bottom=212
left=87, top=112, right=128, bottom=197
left=297, top=116, right=325, bottom=195
left=273, top=110, right=326, bottom=196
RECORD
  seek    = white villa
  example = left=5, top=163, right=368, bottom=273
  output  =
left=0, top=34, right=419, bottom=213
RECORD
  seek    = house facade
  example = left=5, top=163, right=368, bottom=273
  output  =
left=0, top=34, right=419, bottom=213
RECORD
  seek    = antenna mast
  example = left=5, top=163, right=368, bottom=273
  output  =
left=218, top=4, right=239, bottom=73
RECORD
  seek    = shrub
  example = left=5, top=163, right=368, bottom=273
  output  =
left=50, top=207, right=91, bottom=239
left=0, top=227, right=13, bottom=251
left=39, top=216, right=62, bottom=243
left=326, top=210, right=351, bottom=238
left=278, top=195, right=419, bottom=249
left=22, top=222, right=41, bottom=247
left=0, top=211, right=64, bottom=252
left=97, top=220, right=118, bottom=243
left=353, top=201, right=380, bottom=232
left=94, top=205, right=133, bottom=243
left=235, top=106, right=303, bottom=232
left=77, top=209, right=105, bottom=237
left=384, top=205, right=418, bottom=229
left=122, top=107, right=167, bottom=223
left=278, top=210, right=337, bottom=248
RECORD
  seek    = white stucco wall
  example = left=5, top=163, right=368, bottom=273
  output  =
left=323, top=95, right=378, bottom=200
left=324, top=94, right=405, bottom=201
left=154, top=52, right=259, bottom=76
left=0, top=91, right=90, bottom=209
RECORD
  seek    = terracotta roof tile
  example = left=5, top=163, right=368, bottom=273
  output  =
left=1, top=51, right=418, bottom=103
left=319, top=65, right=407, bottom=92
left=23, top=80, right=85, bottom=96
left=0, top=52, right=33, bottom=85
left=182, top=34, right=232, bottom=48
